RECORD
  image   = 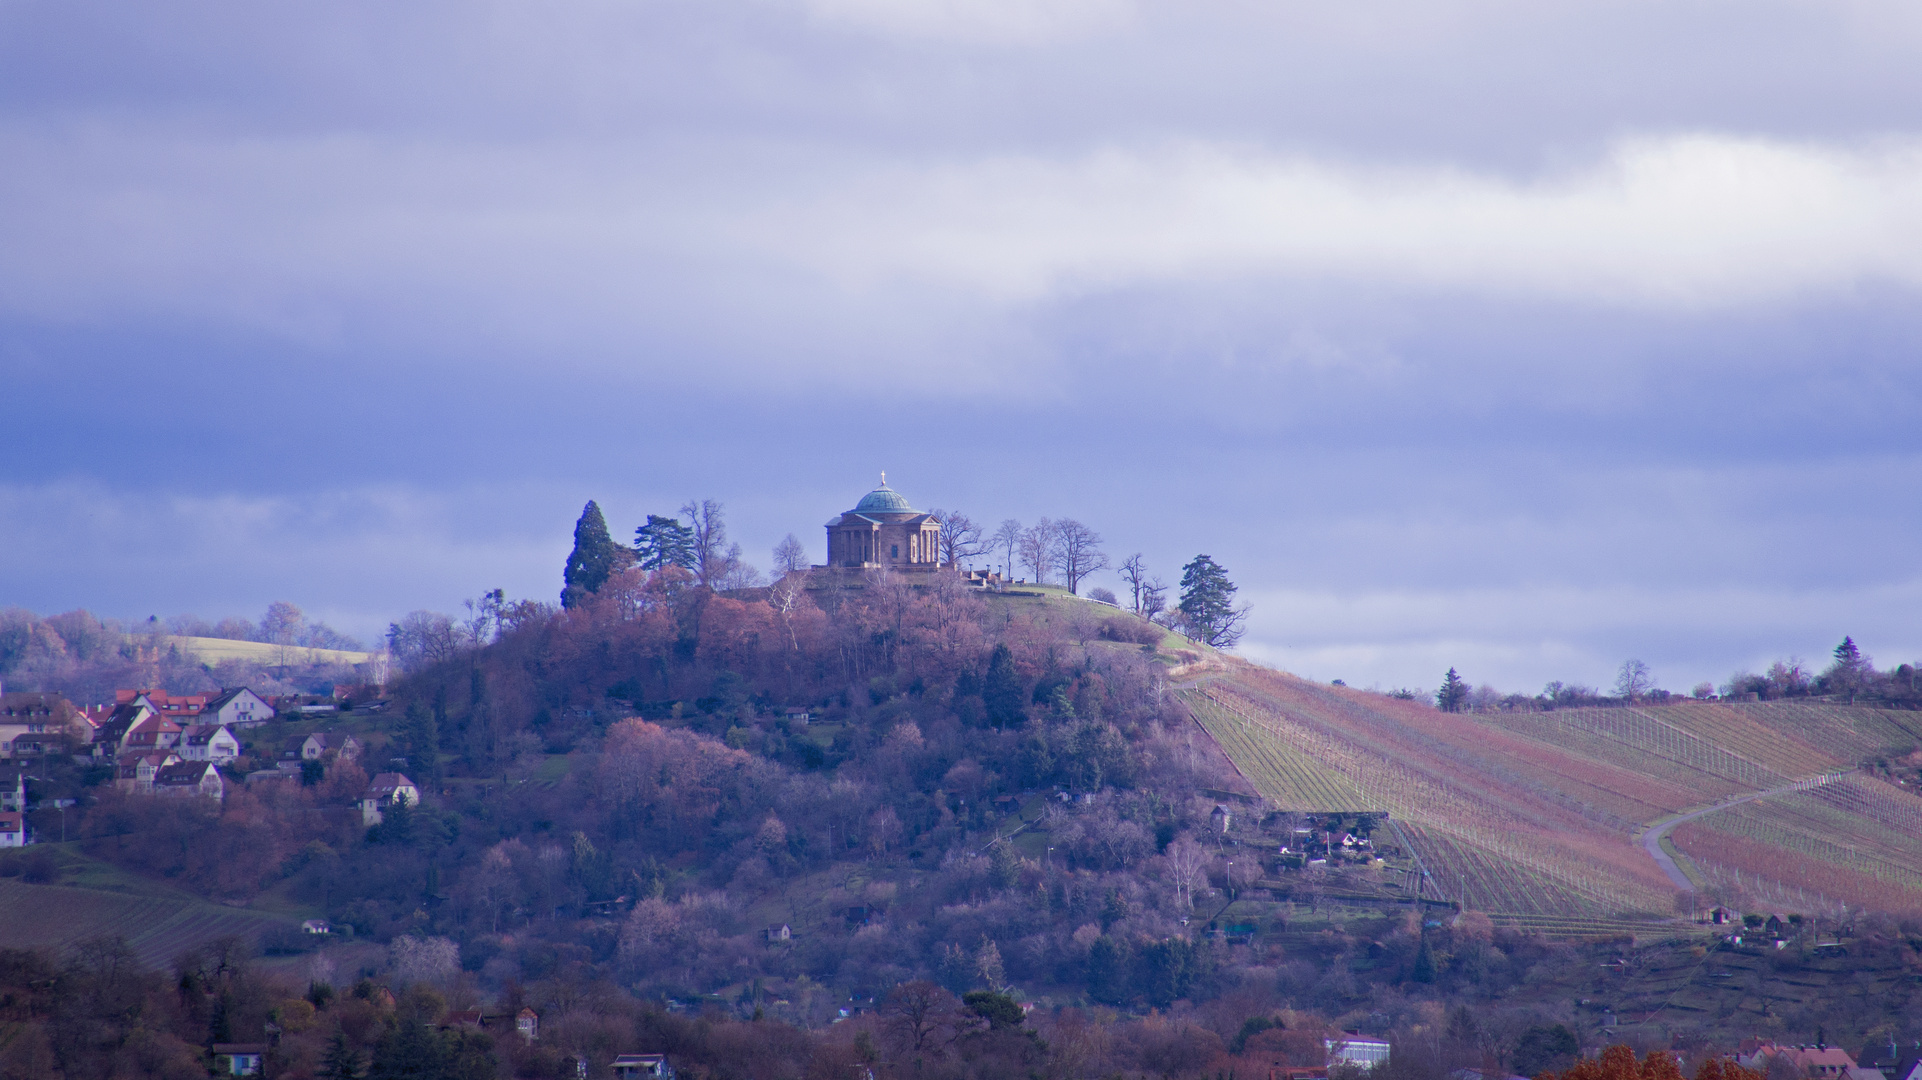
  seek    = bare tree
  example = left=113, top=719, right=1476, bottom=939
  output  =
left=1614, top=659, right=1655, bottom=700
left=1052, top=519, right=1109, bottom=594
left=1165, top=834, right=1209, bottom=911
left=771, top=533, right=808, bottom=574
left=1119, top=554, right=1150, bottom=615
left=680, top=499, right=730, bottom=587
left=992, top=519, right=1022, bottom=578
left=881, top=980, right=960, bottom=1054
left=1143, top=577, right=1170, bottom=624
left=711, top=543, right=765, bottom=591
left=927, top=509, right=985, bottom=567
left=1018, top=518, right=1059, bottom=584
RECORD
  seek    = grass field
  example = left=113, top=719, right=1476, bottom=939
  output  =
left=165, top=635, right=374, bottom=666
left=1184, top=659, right=1922, bottom=920
left=0, top=876, right=294, bottom=969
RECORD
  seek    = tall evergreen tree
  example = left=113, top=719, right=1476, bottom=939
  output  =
left=1827, top=636, right=1870, bottom=702
left=1176, top=555, right=1247, bottom=648
left=1436, top=667, right=1469, bottom=712
left=633, top=514, right=699, bottom=572
left=320, top=1028, right=364, bottom=1080
left=562, top=501, right=619, bottom=608
left=981, top=644, right=1025, bottom=730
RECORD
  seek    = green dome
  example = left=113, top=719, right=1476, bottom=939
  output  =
left=854, top=484, right=915, bottom=514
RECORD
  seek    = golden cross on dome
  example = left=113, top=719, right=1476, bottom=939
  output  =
left=880, top=471, right=887, bottom=486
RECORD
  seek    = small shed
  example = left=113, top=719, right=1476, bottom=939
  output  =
left=1210, top=804, right=1231, bottom=833
left=766, top=924, right=792, bottom=942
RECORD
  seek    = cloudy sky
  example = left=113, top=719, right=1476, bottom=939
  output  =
left=3, top=0, right=1919, bottom=695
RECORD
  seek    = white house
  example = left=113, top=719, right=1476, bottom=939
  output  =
left=180, top=725, right=241, bottom=764
left=1327, top=1037, right=1392, bottom=1068
left=0, top=768, right=25, bottom=813
left=213, top=1043, right=266, bottom=1076
left=283, top=732, right=363, bottom=762
left=361, top=772, right=420, bottom=825
left=0, top=811, right=25, bottom=848
left=203, top=688, right=274, bottom=728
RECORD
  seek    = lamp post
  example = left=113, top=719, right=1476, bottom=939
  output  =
left=1225, top=860, right=1234, bottom=902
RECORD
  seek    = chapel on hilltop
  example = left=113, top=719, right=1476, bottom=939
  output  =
left=822, top=475, right=944, bottom=572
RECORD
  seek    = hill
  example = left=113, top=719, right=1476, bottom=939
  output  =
left=1187, top=660, right=1922, bottom=923
left=166, top=634, right=374, bottom=666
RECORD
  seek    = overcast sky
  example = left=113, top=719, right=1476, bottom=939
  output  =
left=3, top=0, right=1918, bottom=695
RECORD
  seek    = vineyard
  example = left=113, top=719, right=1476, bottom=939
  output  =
left=0, top=879, right=292, bottom=968
left=1184, top=660, right=1922, bottom=920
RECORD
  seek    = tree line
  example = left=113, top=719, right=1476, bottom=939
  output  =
left=1418, top=636, right=1922, bottom=715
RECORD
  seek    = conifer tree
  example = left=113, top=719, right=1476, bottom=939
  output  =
left=1436, top=667, right=1469, bottom=712
left=1176, top=554, right=1247, bottom=648
left=320, top=1028, right=363, bottom=1080
left=982, top=644, right=1024, bottom=730
left=634, top=513, right=699, bottom=572
left=562, top=501, right=619, bottom=608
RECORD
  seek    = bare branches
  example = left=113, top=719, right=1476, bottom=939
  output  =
left=1051, top=519, right=1108, bottom=595
left=992, top=519, right=1022, bottom=579
left=926, top=509, right=986, bottom=567
left=1018, top=518, right=1058, bottom=584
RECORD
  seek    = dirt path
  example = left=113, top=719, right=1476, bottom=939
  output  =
left=1639, top=771, right=1851, bottom=890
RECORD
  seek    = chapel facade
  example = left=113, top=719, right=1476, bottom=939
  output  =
left=823, top=476, right=943, bottom=571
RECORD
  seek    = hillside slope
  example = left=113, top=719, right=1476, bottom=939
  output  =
left=1185, top=661, right=1922, bottom=920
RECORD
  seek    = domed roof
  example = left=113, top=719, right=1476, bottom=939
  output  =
left=854, top=482, right=916, bottom=514
left=849, top=473, right=919, bottom=515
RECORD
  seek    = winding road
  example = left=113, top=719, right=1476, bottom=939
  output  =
left=1639, top=771, right=1851, bottom=891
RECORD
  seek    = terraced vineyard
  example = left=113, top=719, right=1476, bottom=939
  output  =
left=1184, top=660, right=1922, bottom=921
left=1671, top=773, right=1922, bottom=914
left=0, top=879, right=292, bottom=968
left=1188, top=692, right=1369, bottom=810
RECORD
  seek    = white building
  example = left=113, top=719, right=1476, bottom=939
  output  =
left=1327, top=1037, right=1392, bottom=1068
left=0, top=811, right=25, bottom=848
left=180, top=724, right=241, bottom=764
left=203, top=688, right=274, bottom=729
left=361, top=772, right=420, bottom=825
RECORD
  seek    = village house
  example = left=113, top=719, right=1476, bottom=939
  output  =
left=0, top=811, right=25, bottom=848
left=179, top=724, right=241, bottom=764
left=89, top=700, right=156, bottom=756
left=121, top=714, right=184, bottom=755
left=1741, top=1044, right=1860, bottom=1079
left=117, top=688, right=209, bottom=724
left=212, top=1043, right=266, bottom=1076
left=302, top=919, right=332, bottom=934
left=116, top=751, right=181, bottom=793
left=0, top=767, right=26, bottom=813
left=766, top=924, right=792, bottom=942
left=282, top=732, right=361, bottom=762
left=202, top=687, right=275, bottom=728
left=0, top=691, right=83, bottom=758
left=154, top=760, right=225, bottom=801
left=361, top=772, right=420, bottom=825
